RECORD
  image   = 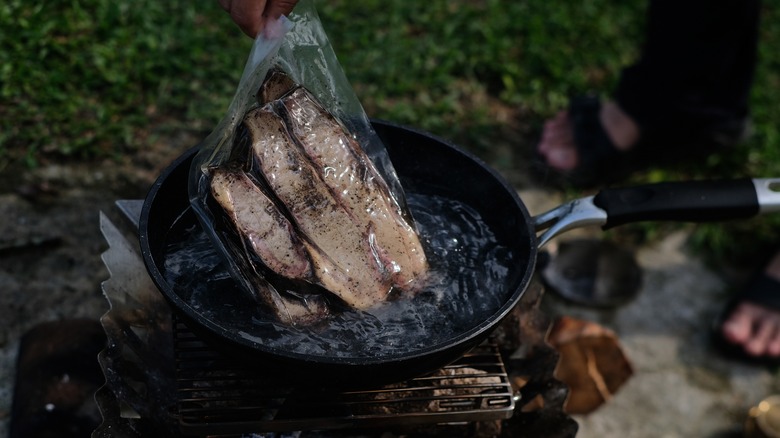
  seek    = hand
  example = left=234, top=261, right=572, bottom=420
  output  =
left=218, top=0, right=299, bottom=38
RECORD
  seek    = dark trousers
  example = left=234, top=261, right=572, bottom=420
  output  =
left=614, top=0, right=760, bottom=137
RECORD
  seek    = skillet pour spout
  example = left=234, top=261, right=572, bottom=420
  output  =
left=534, top=178, right=780, bottom=247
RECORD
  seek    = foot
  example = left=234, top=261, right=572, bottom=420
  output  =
left=537, top=101, right=641, bottom=172
left=721, top=251, right=780, bottom=358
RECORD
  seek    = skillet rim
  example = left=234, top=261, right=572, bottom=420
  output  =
left=138, top=119, right=538, bottom=369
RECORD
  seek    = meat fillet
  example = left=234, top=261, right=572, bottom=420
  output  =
left=244, top=107, right=394, bottom=309
left=210, top=167, right=330, bottom=325
left=279, top=87, right=428, bottom=288
left=210, top=167, right=311, bottom=280
left=207, top=73, right=428, bottom=316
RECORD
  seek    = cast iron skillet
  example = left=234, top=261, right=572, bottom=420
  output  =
left=139, top=120, right=780, bottom=388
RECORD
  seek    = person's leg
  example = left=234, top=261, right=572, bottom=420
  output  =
left=537, top=0, right=780, bottom=361
left=537, top=0, right=759, bottom=180
left=615, top=0, right=759, bottom=136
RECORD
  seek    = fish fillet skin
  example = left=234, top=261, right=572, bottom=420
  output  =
left=211, top=167, right=312, bottom=280
left=244, top=107, right=393, bottom=309
left=279, top=87, right=428, bottom=288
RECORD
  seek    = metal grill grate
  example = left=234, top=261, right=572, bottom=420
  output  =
left=172, top=320, right=516, bottom=436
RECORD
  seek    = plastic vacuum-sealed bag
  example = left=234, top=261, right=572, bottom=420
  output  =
left=188, top=1, right=427, bottom=326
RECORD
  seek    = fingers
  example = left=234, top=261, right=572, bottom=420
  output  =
left=264, top=0, right=298, bottom=20
left=219, top=0, right=298, bottom=38
left=220, top=0, right=267, bottom=38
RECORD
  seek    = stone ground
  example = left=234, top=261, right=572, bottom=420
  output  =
left=522, top=188, right=780, bottom=437
left=0, top=132, right=191, bottom=437
left=0, top=133, right=778, bottom=437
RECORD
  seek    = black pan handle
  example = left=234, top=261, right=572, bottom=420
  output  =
left=533, top=178, right=780, bottom=248
left=594, top=178, right=760, bottom=229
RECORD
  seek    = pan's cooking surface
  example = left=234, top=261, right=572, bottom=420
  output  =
left=161, top=185, right=520, bottom=359
left=141, top=120, right=536, bottom=379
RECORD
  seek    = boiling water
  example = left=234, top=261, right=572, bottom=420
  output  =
left=163, top=192, right=518, bottom=359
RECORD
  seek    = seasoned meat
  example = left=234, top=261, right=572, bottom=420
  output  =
left=258, top=68, right=296, bottom=104
left=210, top=167, right=311, bottom=280
left=278, top=87, right=428, bottom=289
left=207, top=71, right=428, bottom=317
left=258, top=282, right=330, bottom=326
left=210, top=167, right=330, bottom=325
left=244, top=107, right=393, bottom=309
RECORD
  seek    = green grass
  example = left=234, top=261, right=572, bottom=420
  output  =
left=0, top=0, right=648, bottom=166
left=0, top=0, right=251, bottom=165
left=317, top=0, right=647, bottom=155
left=2, top=0, right=779, bottom=261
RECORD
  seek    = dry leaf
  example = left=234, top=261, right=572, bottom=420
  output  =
left=547, top=316, right=633, bottom=414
